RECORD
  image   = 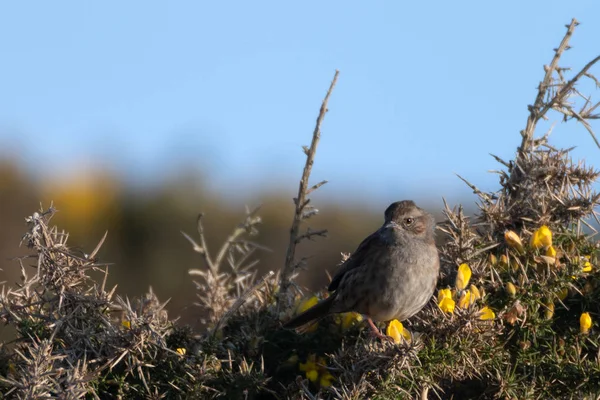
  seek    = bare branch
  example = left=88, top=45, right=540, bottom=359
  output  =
left=277, top=70, right=339, bottom=308
left=294, top=228, right=328, bottom=243
left=195, top=213, right=214, bottom=272
left=213, top=207, right=262, bottom=271
left=569, top=108, right=600, bottom=148
left=88, top=231, right=108, bottom=260
left=306, top=180, right=328, bottom=195
left=520, top=19, right=578, bottom=154
left=456, top=174, right=492, bottom=204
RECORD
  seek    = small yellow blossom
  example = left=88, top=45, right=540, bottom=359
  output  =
left=557, top=288, right=569, bottom=301
left=176, top=348, right=186, bottom=355
left=455, top=263, right=472, bottom=290
left=505, top=230, right=524, bottom=253
left=458, top=290, right=475, bottom=309
left=505, top=282, right=517, bottom=297
left=306, top=369, right=318, bottom=382
left=544, top=300, right=554, bottom=320
left=386, top=319, right=411, bottom=344
left=122, top=320, right=131, bottom=329
left=500, top=254, right=509, bottom=268
left=336, top=312, right=363, bottom=330
left=438, top=297, right=455, bottom=314
left=580, top=312, right=592, bottom=334
left=469, top=284, right=481, bottom=301
left=478, top=307, right=495, bottom=320
left=583, top=258, right=593, bottom=273
left=438, top=288, right=452, bottom=302
left=489, top=253, right=498, bottom=266
left=299, top=354, right=334, bottom=387
left=320, top=371, right=334, bottom=387
left=546, top=246, right=557, bottom=257
left=295, top=296, right=320, bottom=332
left=299, top=354, right=318, bottom=376
left=531, top=225, right=552, bottom=249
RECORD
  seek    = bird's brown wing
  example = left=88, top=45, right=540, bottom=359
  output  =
left=328, top=229, right=384, bottom=292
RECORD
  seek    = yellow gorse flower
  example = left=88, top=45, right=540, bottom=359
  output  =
left=544, top=300, right=554, bottom=320
left=506, top=282, right=517, bottom=297
left=176, top=348, right=186, bottom=355
left=557, top=288, right=568, bottom=301
left=505, top=230, right=524, bottom=253
left=438, top=288, right=452, bottom=302
left=439, top=298, right=455, bottom=314
left=580, top=312, right=592, bottom=334
left=531, top=225, right=552, bottom=249
left=546, top=246, right=557, bottom=257
left=455, top=263, right=472, bottom=290
left=319, top=371, right=334, bottom=387
left=299, top=355, right=318, bottom=378
left=438, top=288, right=455, bottom=313
left=299, top=354, right=334, bottom=387
left=479, top=307, right=495, bottom=320
left=295, top=296, right=320, bottom=332
left=386, top=319, right=411, bottom=344
left=583, top=256, right=593, bottom=272
left=458, top=290, right=475, bottom=309
left=470, top=284, right=481, bottom=301
left=122, top=320, right=131, bottom=330
left=335, top=312, right=363, bottom=330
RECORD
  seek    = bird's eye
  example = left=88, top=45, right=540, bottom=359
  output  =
left=404, top=217, right=414, bottom=225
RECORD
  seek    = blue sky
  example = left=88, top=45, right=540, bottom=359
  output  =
left=1, top=1, right=599, bottom=208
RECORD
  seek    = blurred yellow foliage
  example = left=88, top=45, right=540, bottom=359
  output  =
left=41, top=168, right=120, bottom=234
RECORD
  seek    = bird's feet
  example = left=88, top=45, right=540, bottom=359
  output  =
left=366, top=318, right=393, bottom=342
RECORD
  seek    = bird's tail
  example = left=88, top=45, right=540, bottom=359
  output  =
left=283, top=295, right=336, bottom=329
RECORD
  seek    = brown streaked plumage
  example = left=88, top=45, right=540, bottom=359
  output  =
left=284, top=200, right=440, bottom=338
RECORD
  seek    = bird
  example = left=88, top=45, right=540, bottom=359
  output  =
left=284, top=200, right=440, bottom=339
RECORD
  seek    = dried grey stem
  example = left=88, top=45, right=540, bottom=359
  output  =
left=186, top=206, right=267, bottom=324
left=277, top=70, right=339, bottom=309
left=520, top=18, right=600, bottom=156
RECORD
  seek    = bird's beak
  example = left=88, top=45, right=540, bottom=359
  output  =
left=384, top=221, right=398, bottom=230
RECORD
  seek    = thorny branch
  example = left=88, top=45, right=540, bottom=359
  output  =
left=185, top=206, right=268, bottom=324
left=455, top=18, right=600, bottom=234
left=277, top=70, right=339, bottom=309
left=184, top=206, right=262, bottom=279
left=520, top=18, right=600, bottom=157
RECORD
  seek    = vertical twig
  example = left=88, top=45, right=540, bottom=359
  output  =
left=277, top=70, right=339, bottom=309
left=520, top=18, right=578, bottom=156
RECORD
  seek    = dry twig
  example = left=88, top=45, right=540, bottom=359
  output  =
left=277, top=70, right=339, bottom=309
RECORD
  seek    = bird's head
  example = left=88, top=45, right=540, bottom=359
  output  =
left=382, top=200, right=435, bottom=241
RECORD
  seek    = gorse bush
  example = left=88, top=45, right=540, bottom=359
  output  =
left=1, top=19, right=599, bottom=399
